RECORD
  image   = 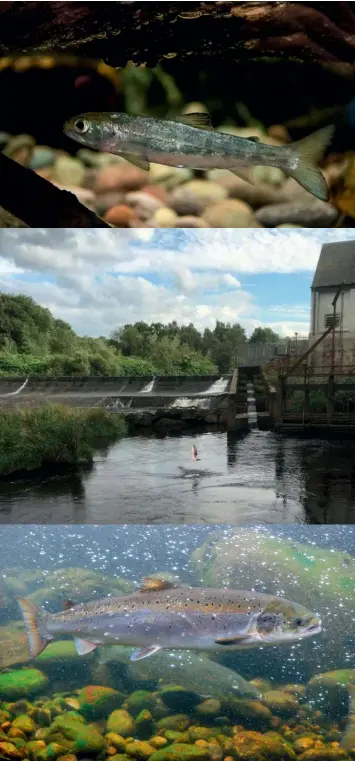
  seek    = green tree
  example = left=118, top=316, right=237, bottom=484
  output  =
left=249, top=327, right=280, bottom=343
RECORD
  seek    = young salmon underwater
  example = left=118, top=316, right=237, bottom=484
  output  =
left=63, top=112, right=334, bottom=201
left=17, top=576, right=322, bottom=662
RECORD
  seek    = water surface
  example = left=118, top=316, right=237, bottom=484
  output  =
left=0, top=431, right=354, bottom=523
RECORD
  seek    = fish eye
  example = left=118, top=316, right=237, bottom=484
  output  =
left=294, top=617, right=306, bottom=627
left=73, top=118, right=89, bottom=134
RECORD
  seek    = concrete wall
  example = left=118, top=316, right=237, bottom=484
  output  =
left=0, top=375, right=233, bottom=398
left=308, top=333, right=355, bottom=373
left=311, top=286, right=355, bottom=334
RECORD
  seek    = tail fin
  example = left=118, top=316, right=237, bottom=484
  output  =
left=17, top=597, right=52, bottom=658
left=289, top=125, right=335, bottom=201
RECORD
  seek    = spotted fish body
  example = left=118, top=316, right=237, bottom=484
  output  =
left=63, top=112, right=334, bottom=201
left=17, top=577, right=321, bottom=662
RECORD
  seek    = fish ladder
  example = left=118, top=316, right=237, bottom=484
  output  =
left=246, top=380, right=258, bottom=431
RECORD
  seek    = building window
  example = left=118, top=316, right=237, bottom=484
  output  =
left=324, top=313, right=340, bottom=328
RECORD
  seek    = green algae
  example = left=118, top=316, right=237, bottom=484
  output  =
left=126, top=691, right=158, bottom=716
left=149, top=743, right=211, bottom=761
left=107, top=709, right=136, bottom=737
left=0, top=669, right=48, bottom=700
left=44, top=712, right=106, bottom=756
left=76, top=685, right=124, bottom=720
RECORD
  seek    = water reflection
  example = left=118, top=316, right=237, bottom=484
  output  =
left=0, top=431, right=355, bottom=523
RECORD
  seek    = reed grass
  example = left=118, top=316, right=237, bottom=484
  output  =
left=0, top=404, right=126, bottom=477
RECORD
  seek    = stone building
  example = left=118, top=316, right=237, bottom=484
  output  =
left=309, top=239, right=355, bottom=372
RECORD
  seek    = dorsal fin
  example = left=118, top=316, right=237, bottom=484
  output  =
left=175, top=113, right=213, bottom=130
left=139, top=577, right=178, bottom=593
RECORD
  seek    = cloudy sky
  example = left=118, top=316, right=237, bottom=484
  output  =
left=0, top=228, right=354, bottom=338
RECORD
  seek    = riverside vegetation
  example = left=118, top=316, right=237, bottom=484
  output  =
left=0, top=406, right=126, bottom=478
left=0, top=294, right=281, bottom=378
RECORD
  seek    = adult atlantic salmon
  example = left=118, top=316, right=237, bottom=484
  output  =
left=63, top=112, right=334, bottom=201
left=17, top=576, right=322, bottom=662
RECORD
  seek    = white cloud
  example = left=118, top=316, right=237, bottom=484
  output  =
left=0, top=228, right=353, bottom=338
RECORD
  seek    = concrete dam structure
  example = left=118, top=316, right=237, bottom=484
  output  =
left=0, top=375, right=235, bottom=429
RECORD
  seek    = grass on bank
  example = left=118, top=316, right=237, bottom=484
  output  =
left=0, top=405, right=126, bottom=477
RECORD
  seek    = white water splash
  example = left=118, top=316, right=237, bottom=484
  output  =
left=108, top=398, right=133, bottom=409
left=202, top=376, right=229, bottom=394
left=140, top=377, right=155, bottom=393
left=170, top=397, right=211, bottom=409
left=246, top=381, right=258, bottom=429
left=0, top=378, right=28, bottom=397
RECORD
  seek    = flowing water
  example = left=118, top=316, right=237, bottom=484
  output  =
left=0, top=431, right=355, bottom=524
left=0, top=524, right=354, bottom=759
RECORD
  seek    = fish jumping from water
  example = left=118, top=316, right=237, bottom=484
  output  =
left=63, top=112, right=334, bottom=201
left=192, top=445, right=199, bottom=461
left=17, top=576, right=321, bottom=662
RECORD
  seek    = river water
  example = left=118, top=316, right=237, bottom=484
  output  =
left=0, top=430, right=354, bottom=524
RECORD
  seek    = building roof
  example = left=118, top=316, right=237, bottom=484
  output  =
left=312, top=240, right=355, bottom=289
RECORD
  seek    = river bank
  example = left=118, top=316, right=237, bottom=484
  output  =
left=0, top=405, right=126, bottom=479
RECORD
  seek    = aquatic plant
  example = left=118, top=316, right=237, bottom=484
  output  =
left=0, top=404, right=126, bottom=477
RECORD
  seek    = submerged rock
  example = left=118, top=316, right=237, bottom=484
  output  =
left=107, top=709, right=136, bottom=737
left=0, top=741, right=24, bottom=760
left=99, top=647, right=259, bottom=701
left=76, top=685, right=124, bottom=720
left=44, top=712, right=106, bottom=756
left=232, top=729, right=296, bottom=761
left=221, top=698, right=272, bottom=730
left=305, top=670, right=355, bottom=715
left=149, top=743, right=211, bottom=761
left=0, top=669, right=48, bottom=700
left=203, top=199, right=258, bottom=227
left=262, top=689, right=300, bottom=717
left=157, top=714, right=191, bottom=732
left=53, top=156, right=85, bottom=187
left=125, top=740, right=156, bottom=759
left=126, top=691, right=159, bottom=717
left=255, top=200, right=338, bottom=227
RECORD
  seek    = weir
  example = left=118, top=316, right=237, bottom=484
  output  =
left=0, top=374, right=235, bottom=430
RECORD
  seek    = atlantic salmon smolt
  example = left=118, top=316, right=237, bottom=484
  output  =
left=63, top=112, right=334, bottom=201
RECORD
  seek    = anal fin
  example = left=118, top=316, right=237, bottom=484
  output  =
left=229, top=167, right=255, bottom=184
left=73, top=637, right=98, bottom=656
left=130, top=645, right=162, bottom=661
left=120, top=152, right=150, bottom=171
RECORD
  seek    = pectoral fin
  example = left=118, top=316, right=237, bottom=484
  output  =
left=176, top=113, right=213, bottom=130
left=120, top=153, right=150, bottom=171
left=130, top=645, right=162, bottom=661
left=215, top=634, right=254, bottom=645
left=73, top=637, right=98, bottom=656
